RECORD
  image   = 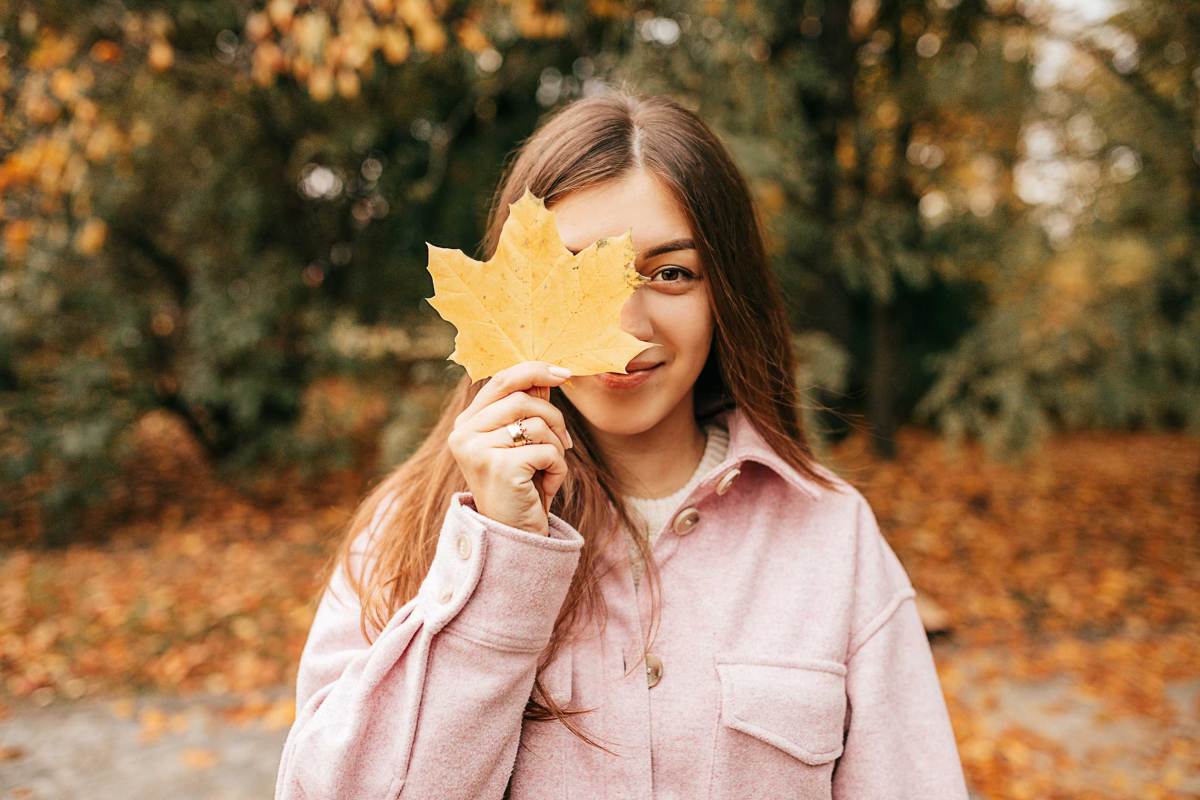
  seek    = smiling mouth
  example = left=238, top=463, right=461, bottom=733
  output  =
left=596, top=363, right=662, bottom=389
left=612, top=361, right=664, bottom=374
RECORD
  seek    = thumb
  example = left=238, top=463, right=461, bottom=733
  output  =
left=542, top=470, right=565, bottom=514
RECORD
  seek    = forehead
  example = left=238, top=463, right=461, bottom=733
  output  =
left=549, top=169, right=693, bottom=254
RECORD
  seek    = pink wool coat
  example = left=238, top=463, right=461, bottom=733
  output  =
left=275, top=406, right=969, bottom=799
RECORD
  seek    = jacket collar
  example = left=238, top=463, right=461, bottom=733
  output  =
left=709, top=405, right=824, bottom=501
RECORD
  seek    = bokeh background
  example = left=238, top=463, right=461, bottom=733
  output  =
left=1, top=0, right=1197, bottom=797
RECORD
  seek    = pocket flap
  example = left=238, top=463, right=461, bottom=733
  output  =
left=716, top=658, right=847, bottom=765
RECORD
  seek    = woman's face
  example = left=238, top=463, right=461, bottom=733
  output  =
left=550, top=168, right=714, bottom=437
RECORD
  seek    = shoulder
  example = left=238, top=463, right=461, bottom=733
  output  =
left=769, top=466, right=916, bottom=651
left=834, top=484, right=916, bottom=655
left=764, top=457, right=865, bottom=527
left=774, top=461, right=892, bottom=555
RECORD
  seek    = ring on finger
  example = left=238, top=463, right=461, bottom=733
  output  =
left=505, top=418, right=532, bottom=446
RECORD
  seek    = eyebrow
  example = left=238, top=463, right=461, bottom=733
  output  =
left=567, top=237, right=696, bottom=259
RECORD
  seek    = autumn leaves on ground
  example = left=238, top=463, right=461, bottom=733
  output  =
left=1, top=408, right=1197, bottom=799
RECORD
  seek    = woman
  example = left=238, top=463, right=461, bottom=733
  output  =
left=275, top=90, right=968, bottom=799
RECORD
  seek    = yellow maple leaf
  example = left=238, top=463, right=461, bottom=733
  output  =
left=425, top=188, right=654, bottom=382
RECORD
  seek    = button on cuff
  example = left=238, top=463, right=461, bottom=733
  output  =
left=455, top=532, right=472, bottom=560
left=418, top=510, right=487, bottom=633
left=420, top=492, right=584, bottom=650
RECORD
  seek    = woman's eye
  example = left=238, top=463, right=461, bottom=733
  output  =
left=652, top=266, right=696, bottom=283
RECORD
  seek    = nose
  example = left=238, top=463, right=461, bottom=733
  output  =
left=619, top=284, right=654, bottom=342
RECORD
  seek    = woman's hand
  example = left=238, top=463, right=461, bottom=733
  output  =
left=448, top=361, right=574, bottom=536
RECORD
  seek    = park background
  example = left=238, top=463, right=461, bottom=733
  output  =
left=1, top=0, right=1197, bottom=797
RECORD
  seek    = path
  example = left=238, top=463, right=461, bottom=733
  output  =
left=1, top=645, right=1196, bottom=799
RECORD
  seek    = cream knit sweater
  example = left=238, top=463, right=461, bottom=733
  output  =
left=623, top=420, right=730, bottom=587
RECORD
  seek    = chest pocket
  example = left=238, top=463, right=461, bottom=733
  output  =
left=506, top=645, right=574, bottom=800
left=709, top=657, right=847, bottom=800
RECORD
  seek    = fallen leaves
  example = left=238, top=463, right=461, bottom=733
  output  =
left=839, top=426, right=1200, bottom=798
left=179, top=747, right=219, bottom=769
left=0, top=413, right=353, bottom=704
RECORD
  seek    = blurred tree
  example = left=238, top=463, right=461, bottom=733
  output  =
left=915, top=0, right=1200, bottom=453
left=0, top=0, right=567, bottom=544
left=2, top=0, right=1196, bottom=544
left=607, top=0, right=1037, bottom=458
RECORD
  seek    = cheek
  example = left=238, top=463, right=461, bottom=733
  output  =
left=664, top=296, right=713, bottom=361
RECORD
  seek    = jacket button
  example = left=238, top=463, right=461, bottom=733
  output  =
left=455, top=533, right=472, bottom=560
left=645, top=652, right=663, bottom=688
left=438, top=582, right=454, bottom=603
left=672, top=507, right=701, bottom=535
left=715, top=467, right=741, bottom=496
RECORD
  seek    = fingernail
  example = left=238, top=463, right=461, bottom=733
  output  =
left=567, top=432, right=574, bottom=449
left=548, top=365, right=572, bottom=378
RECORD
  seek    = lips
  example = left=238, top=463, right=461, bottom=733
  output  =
left=624, top=361, right=663, bottom=372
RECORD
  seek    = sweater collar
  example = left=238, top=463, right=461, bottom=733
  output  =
left=709, top=405, right=823, bottom=501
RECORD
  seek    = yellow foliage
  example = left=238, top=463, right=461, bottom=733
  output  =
left=49, top=69, right=81, bottom=102
left=336, top=69, right=360, bottom=99
left=307, top=67, right=334, bottom=102
left=252, top=42, right=285, bottom=86
left=267, top=0, right=297, bottom=31
left=29, top=31, right=78, bottom=71
left=3, top=220, right=34, bottom=261
left=147, top=40, right=174, bottom=72
left=89, top=40, right=123, bottom=64
left=455, top=20, right=491, bottom=54
left=129, top=118, right=154, bottom=148
left=587, top=0, right=633, bottom=19
left=1100, top=236, right=1153, bottom=288
left=292, top=11, right=331, bottom=59
left=755, top=179, right=786, bottom=213
left=245, top=12, right=272, bottom=42
left=412, top=20, right=448, bottom=54
left=381, top=27, right=412, bottom=64
left=398, top=0, right=436, bottom=29
left=73, top=218, right=107, bottom=256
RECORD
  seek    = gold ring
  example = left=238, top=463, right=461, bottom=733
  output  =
left=506, top=418, right=531, bottom=446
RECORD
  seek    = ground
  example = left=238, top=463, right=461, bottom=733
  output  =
left=3, top=648, right=1195, bottom=799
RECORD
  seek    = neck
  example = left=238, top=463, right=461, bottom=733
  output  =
left=586, top=395, right=707, bottom=499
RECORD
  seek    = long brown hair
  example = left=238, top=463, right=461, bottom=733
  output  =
left=321, top=86, right=838, bottom=751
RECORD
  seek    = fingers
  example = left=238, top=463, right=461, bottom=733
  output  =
left=468, top=391, right=573, bottom=452
left=459, top=361, right=571, bottom=424
left=494, top=442, right=568, bottom=511
left=487, top=415, right=565, bottom=458
left=539, top=456, right=568, bottom=512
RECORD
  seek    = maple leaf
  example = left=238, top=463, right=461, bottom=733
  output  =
left=424, top=188, right=654, bottom=382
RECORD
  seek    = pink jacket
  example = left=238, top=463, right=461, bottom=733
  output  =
left=275, top=406, right=969, bottom=799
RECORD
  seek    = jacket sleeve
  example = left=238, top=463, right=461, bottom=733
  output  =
left=274, top=490, right=584, bottom=800
left=832, top=495, right=969, bottom=800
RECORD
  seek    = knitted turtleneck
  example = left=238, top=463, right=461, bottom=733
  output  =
left=622, top=419, right=730, bottom=587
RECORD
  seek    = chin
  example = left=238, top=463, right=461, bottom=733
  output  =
left=582, top=410, right=662, bottom=437
left=571, top=403, right=650, bottom=434
left=563, top=387, right=683, bottom=437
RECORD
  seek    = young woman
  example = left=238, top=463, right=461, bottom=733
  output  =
left=275, top=90, right=969, bottom=799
